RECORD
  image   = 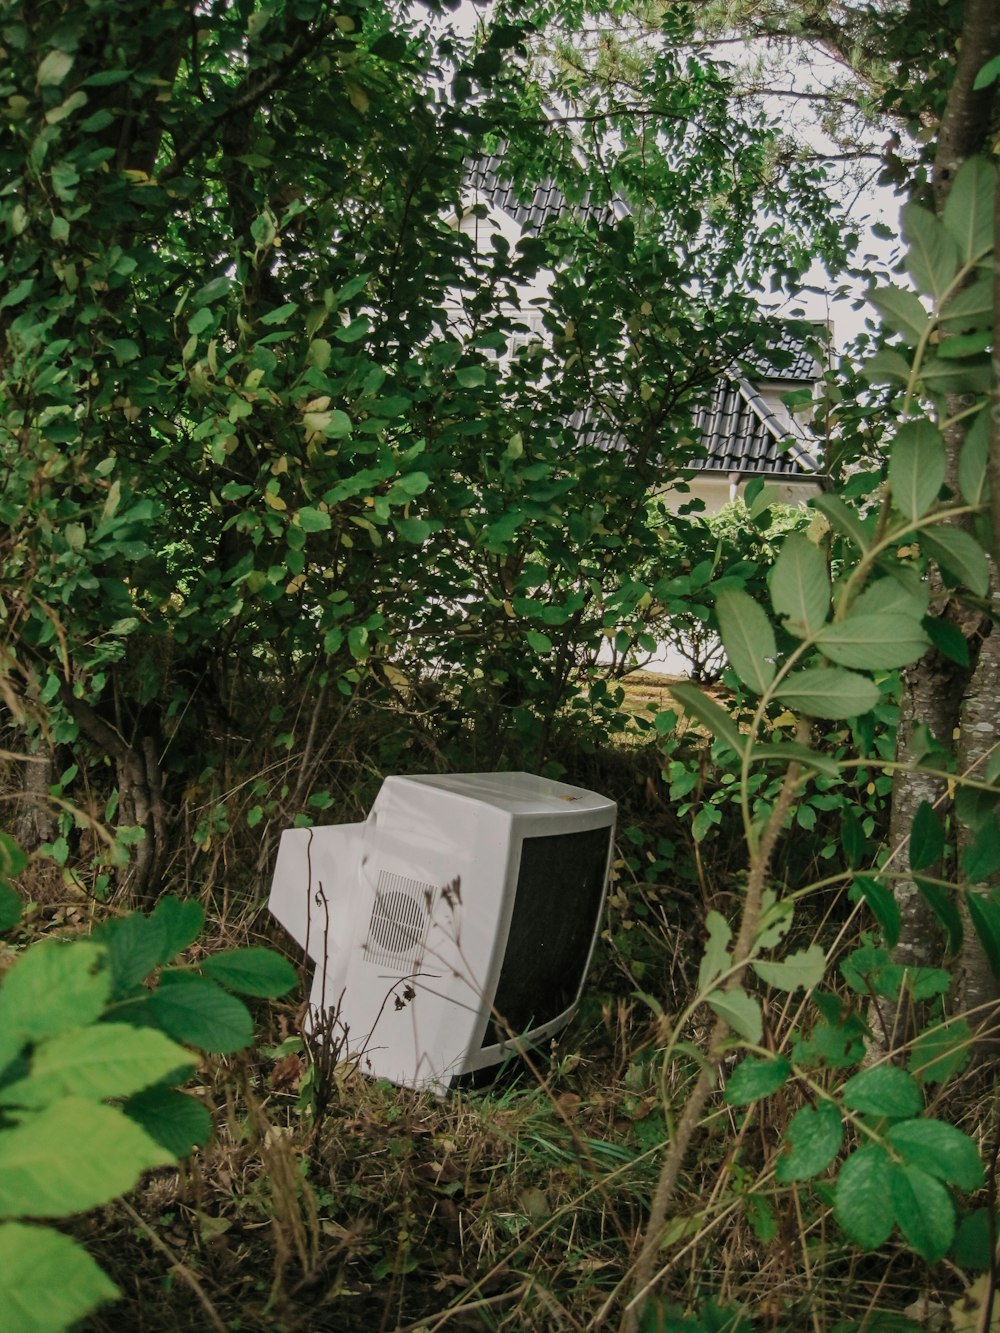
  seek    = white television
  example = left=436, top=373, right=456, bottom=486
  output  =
left=267, top=771, right=616, bottom=1092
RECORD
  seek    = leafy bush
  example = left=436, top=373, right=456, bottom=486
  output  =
left=0, top=841, right=296, bottom=1333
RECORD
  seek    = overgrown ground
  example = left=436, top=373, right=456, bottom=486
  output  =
left=3, top=677, right=985, bottom=1332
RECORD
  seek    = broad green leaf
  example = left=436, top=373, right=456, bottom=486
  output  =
left=815, top=613, right=929, bottom=670
left=0, top=831, right=28, bottom=884
left=0, top=941, right=109, bottom=1044
left=909, top=800, right=944, bottom=870
left=902, top=203, right=960, bottom=303
left=966, top=892, right=1000, bottom=979
left=0, top=883, right=21, bottom=932
left=749, top=742, right=839, bottom=777
left=964, top=816, right=1000, bottom=883
left=886, top=1119, right=983, bottom=1191
left=841, top=1065, right=923, bottom=1118
left=936, top=330, right=993, bottom=359
left=775, top=667, right=879, bottom=720
left=854, top=875, right=901, bottom=949
left=908, top=1019, right=973, bottom=1086
left=862, top=347, right=912, bottom=386
left=525, top=629, right=553, bottom=653
left=890, top=1162, right=955, bottom=1263
left=769, top=532, right=830, bottom=637
left=744, top=1194, right=778, bottom=1246
left=775, top=1100, right=843, bottom=1182
left=198, top=948, right=298, bottom=998
left=0, top=1025, right=192, bottom=1109
left=149, top=897, right=205, bottom=963
left=940, top=276, right=993, bottom=332
left=97, top=911, right=168, bottom=999
left=852, top=576, right=928, bottom=621
left=834, top=1145, right=894, bottom=1249
left=455, top=365, right=486, bottom=388
left=706, top=988, right=762, bottom=1044
left=811, top=494, right=871, bottom=552
left=0, top=1222, right=118, bottom=1332
left=870, top=286, right=930, bottom=345
left=942, top=158, right=996, bottom=262
left=924, top=616, right=971, bottom=667
left=37, top=49, right=75, bottom=87
left=957, top=409, right=990, bottom=506
left=715, top=588, right=776, bottom=695
left=888, top=420, right=946, bottom=520
left=123, top=1087, right=213, bottom=1157
left=669, top=682, right=746, bottom=757
left=754, top=889, right=794, bottom=949
left=145, top=973, right=254, bottom=1053
left=724, top=1055, right=791, bottom=1106
left=953, top=1208, right=994, bottom=1269
left=752, top=944, right=826, bottom=993
left=698, top=911, right=732, bottom=993
left=0, top=1098, right=170, bottom=1217
left=974, top=55, right=1000, bottom=89
left=297, top=506, right=331, bottom=533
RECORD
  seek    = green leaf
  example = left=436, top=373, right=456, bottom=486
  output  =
left=815, top=613, right=929, bottom=670
left=749, top=742, right=840, bottom=777
left=0, top=1098, right=170, bottom=1217
left=909, top=801, right=943, bottom=870
left=769, top=532, right=830, bottom=638
left=958, top=409, right=990, bottom=506
left=37, top=49, right=75, bottom=87
left=669, top=682, right=746, bottom=757
left=886, top=1119, right=983, bottom=1192
left=888, top=420, right=947, bottom=521
left=862, top=347, right=912, bottom=386
left=0, top=1222, right=118, bottom=1332
left=902, top=203, right=960, bottom=303
left=297, top=506, right=332, bottom=533
left=0, top=831, right=28, bottom=885
left=706, top=988, right=762, bottom=1044
left=455, top=365, right=486, bottom=388
left=834, top=1145, right=894, bottom=1249
left=811, top=495, right=871, bottom=552
left=965, top=891, right=1000, bottom=979
left=145, top=974, right=254, bottom=1053
left=198, top=947, right=298, bottom=998
left=854, top=875, right=900, bottom=949
left=0, top=1025, right=192, bottom=1108
left=525, top=629, right=553, bottom=653
left=940, top=276, right=993, bottom=333
left=0, top=941, right=110, bottom=1044
left=964, top=817, right=1000, bottom=883
left=924, top=615, right=971, bottom=667
left=0, top=883, right=22, bottom=932
left=936, top=330, right=993, bottom=359
left=149, top=897, right=205, bottom=963
left=870, top=286, right=930, bottom=345
left=974, top=54, right=1000, bottom=89
left=698, top=911, right=732, bottom=992
left=715, top=588, right=776, bottom=694
left=775, top=1100, right=843, bottom=1182
left=890, top=1162, right=955, bottom=1263
left=841, top=1065, right=923, bottom=1118
left=908, top=1019, right=973, bottom=1087
left=724, top=1055, right=791, bottom=1106
left=97, top=911, right=168, bottom=999
left=751, top=944, right=826, bottom=993
left=942, top=158, right=996, bottom=262
left=123, top=1087, right=212, bottom=1158
left=922, top=525, right=997, bottom=599
left=775, top=667, right=880, bottom=720
left=953, top=1208, right=994, bottom=1269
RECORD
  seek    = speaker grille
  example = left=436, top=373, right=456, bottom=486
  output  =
left=364, top=872, right=436, bottom=968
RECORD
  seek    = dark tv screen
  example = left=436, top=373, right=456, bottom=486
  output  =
left=484, top=824, right=611, bottom=1047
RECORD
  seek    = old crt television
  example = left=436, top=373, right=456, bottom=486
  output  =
left=267, top=772, right=616, bottom=1092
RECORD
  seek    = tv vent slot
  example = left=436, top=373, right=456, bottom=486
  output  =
left=365, top=873, right=436, bottom=969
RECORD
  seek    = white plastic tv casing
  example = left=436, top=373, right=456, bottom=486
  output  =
left=267, top=771, right=616, bottom=1092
